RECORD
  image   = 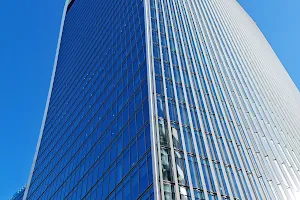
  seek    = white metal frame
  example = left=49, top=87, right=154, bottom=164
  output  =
left=23, top=1, right=70, bottom=199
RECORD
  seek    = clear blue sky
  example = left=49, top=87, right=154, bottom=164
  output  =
left=0, top=0, right=299, bottom=199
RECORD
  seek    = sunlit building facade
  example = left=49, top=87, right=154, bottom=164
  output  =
left=24, top=0, right=300, bottom=199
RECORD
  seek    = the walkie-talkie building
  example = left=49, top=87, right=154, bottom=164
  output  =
left=24, top=0, right=300, bottom=199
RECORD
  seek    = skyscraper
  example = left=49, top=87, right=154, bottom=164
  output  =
left=24, top=0, right=300, bottom=199
left=10, top=187, right=25, bottom=200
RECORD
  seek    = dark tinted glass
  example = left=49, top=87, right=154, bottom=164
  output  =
left=26, top=0, right=153, bottom=199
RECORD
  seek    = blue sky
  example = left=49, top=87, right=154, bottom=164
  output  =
left=0, top=0, right=299, bottom=199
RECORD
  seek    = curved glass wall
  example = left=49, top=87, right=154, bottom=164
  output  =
left=25, top=0, right=153, bottom=199
left=24, top=0, right=300, bottom=199
left=146, top=0, right=300, bottom=199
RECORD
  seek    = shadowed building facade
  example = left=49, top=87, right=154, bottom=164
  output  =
left=10, top=187, right=25, bottom=200
left=24, top=0, right=300, bottom=199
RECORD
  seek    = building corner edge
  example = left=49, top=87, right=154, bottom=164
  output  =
left=144, top=0, right=161, bottom=199
left=23, top=1, right=70, bottom=199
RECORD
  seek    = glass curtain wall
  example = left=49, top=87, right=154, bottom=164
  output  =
left=146, top=0, right=300, bottom=199
left=25, top=0, right=153, bottom=199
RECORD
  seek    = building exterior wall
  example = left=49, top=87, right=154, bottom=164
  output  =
left=24, top=0, right=153, bottom=199
left=10, top=187, right=25, bottom=200
left=24, top=0, right=300, bottom=199
left=146, top=0, right=300, bottom=199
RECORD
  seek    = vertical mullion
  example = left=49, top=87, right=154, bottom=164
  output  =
left=177, top=0, right=241, bottom=199
left=153, top=0, right=181, bottom=198
left=169, top=0, right=224, bottom=199
left=159, top=0, right=196, bottom=199
left=144, top=0, right=161, bottom=199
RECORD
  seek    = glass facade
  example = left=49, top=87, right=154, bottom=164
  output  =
left=146, top=0, right=300, bottom=199
left=10, top=187, right=25, bottom=200
left=24, top=0, right=300, bottom=199
left=24, top=0, right=153, bottom=199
